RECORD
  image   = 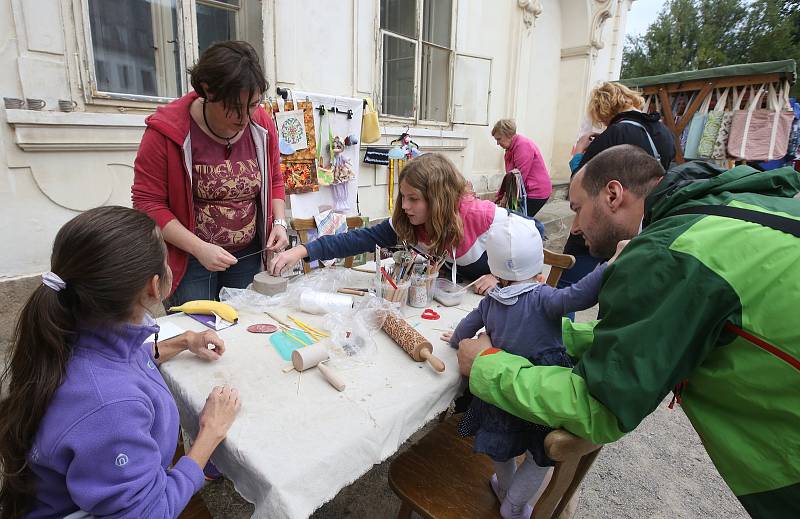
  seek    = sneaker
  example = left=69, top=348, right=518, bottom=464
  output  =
left=499, top=499, right=533, bottom=519
left=203, top=461, right=223, bottom=481
left=490, top=473, right=506, bottom=502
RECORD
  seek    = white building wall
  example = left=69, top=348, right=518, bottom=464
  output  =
left=0, top=0, right=631, bottom=280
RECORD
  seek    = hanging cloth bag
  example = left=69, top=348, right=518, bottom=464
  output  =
left=274, top=90, right=308, bottom=151
left=697, top=88, right=730, bottom=158
left=361, top=97, right=381, bottom=144
left=684, top=92, right=713, bottom=159
left=712, top=87, right=746, bottom=160
left=728, top=82, right=794, bottom=161
left=316, top=115, right=335, bottom=186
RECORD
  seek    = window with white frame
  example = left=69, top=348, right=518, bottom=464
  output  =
left=380, top=0, right=454, bottom=123
left=82, top=0, right=253, bottom=103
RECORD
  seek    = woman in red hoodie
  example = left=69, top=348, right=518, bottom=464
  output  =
left=133, top=41, right=287, bottom=305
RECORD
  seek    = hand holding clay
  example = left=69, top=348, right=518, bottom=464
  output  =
left=268, top=245, right=307, bottom=275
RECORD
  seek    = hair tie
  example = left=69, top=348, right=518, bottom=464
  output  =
left=42, top=271, right=66, bottom=292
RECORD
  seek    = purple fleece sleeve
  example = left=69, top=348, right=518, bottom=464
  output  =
left=61, top=399, right=204, bottom=519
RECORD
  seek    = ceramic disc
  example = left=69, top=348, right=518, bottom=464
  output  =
left=247, top=323, right=278, bottom=334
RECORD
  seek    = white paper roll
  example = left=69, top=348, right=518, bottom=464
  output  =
left=298, top=290, right=354, bottom=315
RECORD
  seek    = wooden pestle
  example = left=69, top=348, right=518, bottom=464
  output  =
left=381, top=313, right=445, bottom=372
left=291, top=343, right=346, bottom=391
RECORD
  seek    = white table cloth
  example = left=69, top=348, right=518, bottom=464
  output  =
left=159, top=289, right=482, bottom=519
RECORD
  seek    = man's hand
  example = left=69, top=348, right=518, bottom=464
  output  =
left=457, top=334, right=495, bottom=377
left=440, top=330, right=453, bottom=343
left=186, top=330, right=226, bottom=361
left=471, top=274, right=499, bottom=295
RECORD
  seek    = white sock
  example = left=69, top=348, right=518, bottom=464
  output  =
left=505, top=452, right=549, bottom=507
left=493, top=458, right=517, bottom=496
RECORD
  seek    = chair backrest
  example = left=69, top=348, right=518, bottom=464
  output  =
left=543, top=249, right=576, bottom=288
left=533, top=430, right=603, bottom=519
left=291, top=216, right=365, bottom=274
left=536, top=251, right=600, bottom=519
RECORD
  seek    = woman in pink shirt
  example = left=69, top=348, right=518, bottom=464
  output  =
left=492, top=119, right=553, bottom=217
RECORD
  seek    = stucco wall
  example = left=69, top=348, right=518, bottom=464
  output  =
left=0, top=0, right=631, bottom=280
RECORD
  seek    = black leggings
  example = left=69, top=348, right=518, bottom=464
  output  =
left=526, top=197, right=548, bottom=218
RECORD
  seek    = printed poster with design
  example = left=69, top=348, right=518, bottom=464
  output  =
left=270, top=100, right=317, bottom=161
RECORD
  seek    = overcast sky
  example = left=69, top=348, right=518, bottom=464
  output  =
left=626, top=0, right=667, bottom=37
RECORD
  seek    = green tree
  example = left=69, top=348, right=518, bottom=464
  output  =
left=622, top=0, right=800, bottom=94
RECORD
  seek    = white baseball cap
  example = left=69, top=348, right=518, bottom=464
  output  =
left=486, top=214, right=544, bottom=281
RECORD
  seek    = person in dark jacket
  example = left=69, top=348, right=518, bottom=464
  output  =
left=559, top=81, right=676, bottom=296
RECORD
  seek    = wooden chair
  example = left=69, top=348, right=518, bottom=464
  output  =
left=291, top=216, right=365, bottom=274
left=389, top=250, right=605, bottom=519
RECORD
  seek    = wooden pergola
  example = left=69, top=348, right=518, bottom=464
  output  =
left=621, top=60, right=797, bottom=163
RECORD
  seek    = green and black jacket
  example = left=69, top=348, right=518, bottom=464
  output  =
left=470, top=162, right=800, bottom=518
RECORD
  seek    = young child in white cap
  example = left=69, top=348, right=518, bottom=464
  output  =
left=444, top=214, right=615, bottom=519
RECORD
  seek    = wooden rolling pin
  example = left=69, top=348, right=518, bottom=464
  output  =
left=291, top=343, right=346, bottom=392
left=381, top=313, right=445, bottom=372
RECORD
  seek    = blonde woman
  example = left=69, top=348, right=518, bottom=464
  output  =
left=492, top=119, right=553, bottom=218
left=571, top=81, right=675, bottom=172
left=269, top=153, right=536, bottom=295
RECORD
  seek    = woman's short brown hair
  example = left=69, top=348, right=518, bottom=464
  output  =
left=189, top=40, right=267, bottom=117
left=587, top=82, right=645, bottom=126
left=491, top=119, right=517, bottom=138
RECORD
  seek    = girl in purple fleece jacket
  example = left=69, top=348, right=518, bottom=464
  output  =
left=0, top=207, right=240, bottom=519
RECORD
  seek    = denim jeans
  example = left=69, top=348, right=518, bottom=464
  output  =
left=168, top=240, right=262, bottom=306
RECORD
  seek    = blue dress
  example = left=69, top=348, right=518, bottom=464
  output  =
left=449, top=264, right=607, bottom=464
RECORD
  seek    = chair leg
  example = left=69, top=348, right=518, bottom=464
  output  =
left=397, top=501, right=413, bottom=519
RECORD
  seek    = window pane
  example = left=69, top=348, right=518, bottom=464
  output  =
left=380, top=0, right=416, bottom=38
left=422, top=0, right=451, bottom=48
left=382, top=35, right=415, bottom=118
left=420, top=44, right=449, bottom=121
left=197, top=3, right=237, bottom=56
left=88, top=0, right=180, bottom=97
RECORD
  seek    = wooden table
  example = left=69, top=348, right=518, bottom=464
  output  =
left=159, top=278, right=482, bottom=519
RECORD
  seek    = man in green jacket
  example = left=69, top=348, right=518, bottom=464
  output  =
left=457, top=144, right=800, bottom=518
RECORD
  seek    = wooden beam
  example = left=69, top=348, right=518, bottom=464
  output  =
left=675, top=81, right=715, bottom=134
left=657, top=87, right=685, bottom=163
left=638, top=73, right=785, bottom=95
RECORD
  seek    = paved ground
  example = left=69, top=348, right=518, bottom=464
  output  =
left=199, top=305, right=748, bottom=519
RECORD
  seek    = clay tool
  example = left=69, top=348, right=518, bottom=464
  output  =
left=291, top=343, right=346, bottom=391
left=381, top=313, right=445, bottom=372
left=338, top=288, right=366, bottom=296
left=287, top=315, right=329, bottom=339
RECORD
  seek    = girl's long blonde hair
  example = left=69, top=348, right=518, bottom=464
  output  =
left=587, top=82, right=645, bottom=126
left=392, top=153, right=466, bottom=256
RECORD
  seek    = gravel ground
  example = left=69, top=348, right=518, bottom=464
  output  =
left=200, top=305, right=749, bottom=519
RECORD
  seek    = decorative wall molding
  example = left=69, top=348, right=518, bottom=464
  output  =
left=517, top=0, right=543, bottom=29
left=590, top=0, right=614, bottom=50
left=561, top=45, right=596, bottom=60
left=5, top=110, right=146, bottom=151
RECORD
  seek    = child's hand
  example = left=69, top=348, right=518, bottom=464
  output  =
left=440, top=331, right=453, bottom=343
left=609, top=240, right=631, bottom=264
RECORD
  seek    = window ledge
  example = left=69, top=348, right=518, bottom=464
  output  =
left=377, top=125, right=468, bottom=151
left=5, top=110, right=146, bottom=152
